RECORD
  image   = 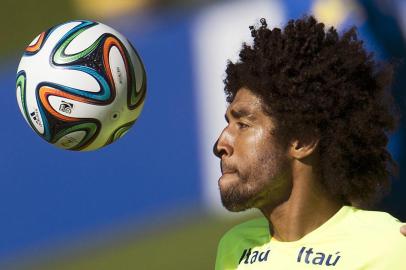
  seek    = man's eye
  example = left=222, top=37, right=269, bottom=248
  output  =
left=237, top=122, right=249, bottom=129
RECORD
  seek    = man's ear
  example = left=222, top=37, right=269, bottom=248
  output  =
left=288, top=136, right=319, bottom=160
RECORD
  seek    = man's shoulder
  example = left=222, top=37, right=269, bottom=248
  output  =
left=219, top=217, right=269, bottom=249
left=216, top=217, right=270, bottom=269
left=347, top=209, right=406, bottom=268
left=344, top=208, right=406, bottom=252
left=349, top=207, right=403, bottom=234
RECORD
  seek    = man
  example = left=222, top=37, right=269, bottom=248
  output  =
left=213, top=16, right=406, bottom=269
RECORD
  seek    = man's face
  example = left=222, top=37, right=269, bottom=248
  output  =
left=214, top=88, right=290, bottom=212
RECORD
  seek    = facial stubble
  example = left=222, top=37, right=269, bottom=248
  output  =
left=219, top=144, right=289, bottom=212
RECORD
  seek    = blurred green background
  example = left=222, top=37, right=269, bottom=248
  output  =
left=7, top=213, right=257, bottom=270
left=0, top=0, right=75, bottom=58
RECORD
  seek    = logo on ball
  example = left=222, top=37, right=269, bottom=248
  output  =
left=59, top=101, right=74, bottom=114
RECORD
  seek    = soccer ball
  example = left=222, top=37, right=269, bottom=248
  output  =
left=16, top=20, right=146, bottom=151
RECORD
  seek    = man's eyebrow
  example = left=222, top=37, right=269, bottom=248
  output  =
left=229, top=108, right=255, bottom=120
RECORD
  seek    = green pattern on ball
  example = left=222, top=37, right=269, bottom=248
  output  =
left=54, top=122, right=98, bottom=150
left=54, top=27, right=103, bottom=64
left=113, top=125, right=132, bottom=141
left=16, top=73, right=27, bottom=117
left=16, top=73, right=37, bottom=133
left=105, top=121, right=135, bottom=146
left=128, top=48, right=147, bottom=109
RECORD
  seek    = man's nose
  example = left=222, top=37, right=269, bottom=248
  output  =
left=213, top=129, right=233, bottom=158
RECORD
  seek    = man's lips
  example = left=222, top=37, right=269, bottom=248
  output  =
left=222, top=170, right=237, bottom=175
left=221, top=164, right=237, bottom=175
left=220, top=161, right=238, bottom=175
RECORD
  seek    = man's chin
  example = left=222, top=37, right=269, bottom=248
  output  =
left=219, top=188, right=252, bottom=212
left=221, top=202, right=250, bottom=212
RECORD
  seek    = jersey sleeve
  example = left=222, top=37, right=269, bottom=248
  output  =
left=214, top=218, right=269, bottom=270
left=215, top=233, right=240, bottom=270
left=215, top=236, right=227, bottom=270
left=364, top=223, right=406, bottom=270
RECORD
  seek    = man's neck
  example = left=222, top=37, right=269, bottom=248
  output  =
left=260, top=159, right=343, bottom=242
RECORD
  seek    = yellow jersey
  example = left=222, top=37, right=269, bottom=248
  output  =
left=215, top=206, right=406, bottom=269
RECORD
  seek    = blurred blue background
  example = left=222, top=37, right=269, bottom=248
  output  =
left=0, top=0, right=405, bottom=269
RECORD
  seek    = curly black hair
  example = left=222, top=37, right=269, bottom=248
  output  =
left=224, top=16, right=398, bottom=207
